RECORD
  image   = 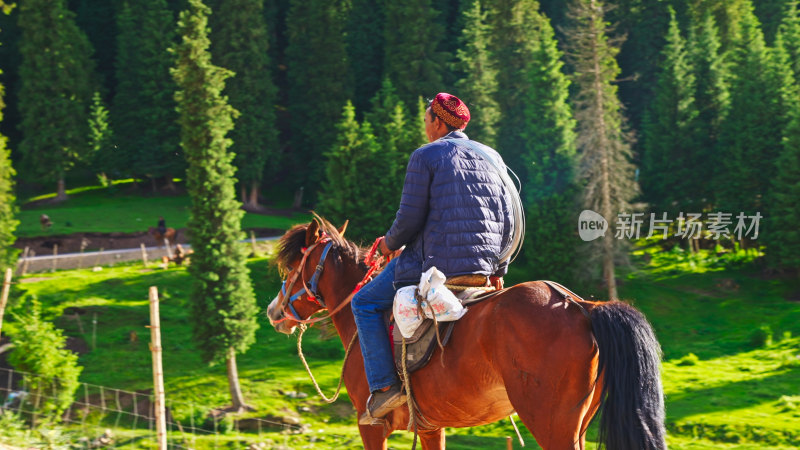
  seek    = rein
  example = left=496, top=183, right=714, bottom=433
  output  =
left=279, top=236, right=388, bottom=403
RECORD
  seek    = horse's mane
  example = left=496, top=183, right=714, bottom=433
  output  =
left=277, top=214, right=364, bottom=273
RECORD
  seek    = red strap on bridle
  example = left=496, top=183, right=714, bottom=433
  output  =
left=276, top=236, right=390, bottom=325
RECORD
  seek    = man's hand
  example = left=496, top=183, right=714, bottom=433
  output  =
left=489, top=276, right=504, bottom=290
left=377, top=236, right=391, bottom=256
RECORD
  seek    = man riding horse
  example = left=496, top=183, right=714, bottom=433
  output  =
left=353, top=93, right=518, bottom=424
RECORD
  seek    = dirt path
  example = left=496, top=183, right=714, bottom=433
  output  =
left=13, top=227, right=282, bottom=255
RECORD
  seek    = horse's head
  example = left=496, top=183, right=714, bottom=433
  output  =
left=267, top=215, right=355, bottom=334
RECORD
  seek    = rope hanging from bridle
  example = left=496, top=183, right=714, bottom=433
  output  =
left=296, top=323, right=358, bottom=403
left=293, top=237, right=388, bottom=403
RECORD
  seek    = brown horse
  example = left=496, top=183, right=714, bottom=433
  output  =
left=267, top=217, right=666, bottom=450
left=148, top=227, right=177, bottom=247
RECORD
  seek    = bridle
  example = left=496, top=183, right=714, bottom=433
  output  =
left=274, top=234, right=387, bottom=325
left=274, top=237, right=335, bottom=324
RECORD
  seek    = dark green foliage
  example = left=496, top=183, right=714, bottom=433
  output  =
left=0, top=52, right=17, bottom=270
left=383, top=0, right=445, bottom=111
left=171, top=0, right=258, bottom=365
left=492, top=0, right=558, bottom=178
left=715, top=4, right=791, bottom=216
left=687, top=11, right=729, bottom=208
left=88, top=91, right=115, bottom=179
left=75, top=0, right=116, bottom=93
left=776, top=0, right=800, bottom=84
left=347, top=0, right=385, bottom=116
left=17, top=0, right=95, bottom=197
left=609, top=0, right=671, bottom=149
left=490, top=0, right=579, bottom=282
left=754, top=0, right=793, bottom=44
left=209, top=0, right=279, bottom=207
left=687, top=0, right=753, bottom=53
left=641, top=9, right=700, bottom=214
left=365, top=79, right=422, bottom=171
left=318, top=101, right=403, bottom=242
left=766, top=92, right=800, bottom=270
left=454, top=0, right=500, bottom=148
left=8, top=300, right=82, bottom=421
left=112, top=0, right=181, bottom=185
left=285, top=0, right=351, bottom=198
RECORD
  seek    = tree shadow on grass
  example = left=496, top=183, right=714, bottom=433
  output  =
left=666, top=366, right=800, bottom=422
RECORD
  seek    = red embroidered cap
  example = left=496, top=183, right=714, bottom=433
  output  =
left=431, top=93, right=470, bottom=129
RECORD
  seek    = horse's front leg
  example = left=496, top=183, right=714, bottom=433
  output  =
left=357, top=424, right=388, bottom=450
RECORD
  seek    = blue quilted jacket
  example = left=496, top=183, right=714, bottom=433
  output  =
left=384, top=131, right=513, bottom=286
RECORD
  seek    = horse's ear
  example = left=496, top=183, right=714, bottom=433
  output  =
left=338, top=220, right=349, bottom=237
left=305, top=219, right=321, bottom=246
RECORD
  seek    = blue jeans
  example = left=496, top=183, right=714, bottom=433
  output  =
left=352, top=257, right=399, bottom=392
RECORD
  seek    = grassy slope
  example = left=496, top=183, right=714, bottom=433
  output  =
left=3, top=239, right=799, bottom=448
left=16, top=181, right=308, bottom=238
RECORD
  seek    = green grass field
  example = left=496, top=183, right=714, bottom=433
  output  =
left=16, top=181, right=309, bottom=238
left=2, top=234, right=799, bottom=448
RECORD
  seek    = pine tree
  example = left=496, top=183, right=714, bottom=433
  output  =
left=318, top=102, right=401, bottom=242
left=776, top=0, right=800, bottom=84
left=9, top=300, right=82, bottom=421
left=641, top=9, right=699, bottom=214
left=364, top=79, right=423, bottom=174
left=17, top=0, right=95, bottom=201
left=715, top=3, right=790, bottom=217
left=172, top=0, right=258, bottom=412
left=88, top=91, right=115, bottom=182
left=490, top=0, right=580, bottom=283
left=113, top=0, right=181, bottom=190
left=209, top=0, right=279, bottom=209
left=565, top=0, right=640, bottom=300
left=687, top=11, right=729, bottom=208
left=347, top=0, right=385, bottom=115
left=688, top=0, right=759, bottom=53
left=383, top=0, right=445, bottom=111
left=454, top=0, right=500, bottom=148
left=767, top=104, right=800, bottom=271
left=285, top=0, right=352, bottom=200
left=0, top=13, right=17, bottom=270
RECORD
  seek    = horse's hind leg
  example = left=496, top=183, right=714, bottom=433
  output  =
left=419, top=428, right=445, bottom=450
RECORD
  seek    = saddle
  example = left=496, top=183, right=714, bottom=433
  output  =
left=390, top=278, right=498, bottom=375
left=388, top=279, right=587, bottom=375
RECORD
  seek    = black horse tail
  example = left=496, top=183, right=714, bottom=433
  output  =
left=591, top=300, right=666, bottom=450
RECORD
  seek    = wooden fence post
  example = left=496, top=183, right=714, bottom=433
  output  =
left=23, top=250, right=34, bottom=275
left=250, top=230, right=258, bottom=256
left=51, top=244, right=58, bottom=273
left=148, top=286, right=167, bottom=449
left=16, top=247, right=29, bottom=276
left=140, top=243, right=149, bottom=267
left=0, top=268, right=12, bottom=337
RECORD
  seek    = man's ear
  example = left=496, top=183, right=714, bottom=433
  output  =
left=305, top=219, right=321, bottom=246
left=338, top=220, right=349, bottom=237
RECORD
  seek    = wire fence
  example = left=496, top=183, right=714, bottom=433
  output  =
left=0, top=367, right=306, bottom=448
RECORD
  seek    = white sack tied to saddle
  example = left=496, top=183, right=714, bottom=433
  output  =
left=393, top=266, right=467, bottom=338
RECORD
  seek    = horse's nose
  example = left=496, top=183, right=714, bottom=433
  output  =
left=267, top=296, right=296, bottom=334
left=266, top=296, right=281, bottom=325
